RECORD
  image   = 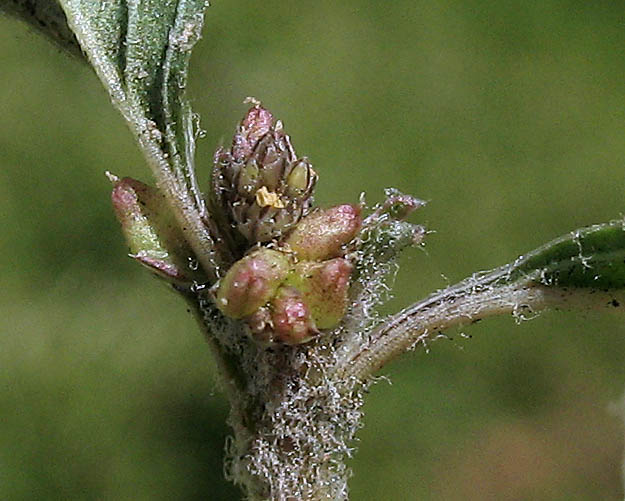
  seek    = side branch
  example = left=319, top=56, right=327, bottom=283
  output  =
left=336, top=273, right=625, bottom=381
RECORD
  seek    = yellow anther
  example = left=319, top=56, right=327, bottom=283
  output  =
left=255, top=186, right=286, bottom=208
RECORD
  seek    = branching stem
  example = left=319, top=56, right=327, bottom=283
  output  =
left=336, top=272, right=625, bottom=381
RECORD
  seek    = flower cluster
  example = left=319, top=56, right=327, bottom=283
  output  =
left=210, top=100, right=318, bottom=247
left=212, top=204, right=361, bottom=344
left=111, top=101, right=367, bottom=345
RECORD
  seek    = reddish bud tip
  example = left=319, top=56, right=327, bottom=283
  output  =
left=232, top=103, right=274, bottom=161
left=111, top=177, right=152, bottom=225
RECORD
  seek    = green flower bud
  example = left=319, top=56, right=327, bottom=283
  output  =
left=285, top=204, right=362, bottom=261
left=285, top=160, right=313, bottom=197
left=110, top=175, right=202, bottom=286
left=286, top=258, right=353, bottom=329
left=212, top=101, right=318, bottom=246
left=213, top=248, right=291, bottom=319
left=270, top=286, right=319, bottom=345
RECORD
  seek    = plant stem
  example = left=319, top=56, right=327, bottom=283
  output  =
left=335, top=272, right=625, bottom=381
left=189, top=291, right=364, bottom=500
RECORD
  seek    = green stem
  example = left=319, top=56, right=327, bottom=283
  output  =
left=336, top=273, right=625, bottom=381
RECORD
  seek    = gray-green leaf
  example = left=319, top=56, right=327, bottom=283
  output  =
left=58, top=0, right=222, bottom=282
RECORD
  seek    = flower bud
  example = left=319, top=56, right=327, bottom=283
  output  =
left=213, top=248, right=290, bottom=319
left=246, top=306, right=274, bottom=344
left=287, top=258, right=353, bottom=329
left=211, top=101, right=317, bottom=246
left=285, top=204, right=362, bottom=261
left=110, top=175, right=202, bottom=286
left=270, top=286, right=319, bottom=345
left=358, top=188, right=427, bottom=265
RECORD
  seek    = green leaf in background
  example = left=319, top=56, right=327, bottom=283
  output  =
left=341, top=218, right=625, bottom=380
left=0, top=0, right=82, bottom=57
left=511, top=219, right=625, bottom=290
left=58, top=0, right=222, bottom=281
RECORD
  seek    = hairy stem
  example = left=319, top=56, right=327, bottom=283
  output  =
left=336, top=270, right=625, bottom=381
left=183, top=292, right=247, bottom=413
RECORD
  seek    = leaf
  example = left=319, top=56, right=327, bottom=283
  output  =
left=507, top=219, right=625, bottom=289
left=337, top=218, right=625, bottom=380
left=57, top=0, right=222, bottom=281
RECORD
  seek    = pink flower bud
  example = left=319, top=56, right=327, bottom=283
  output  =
left=379, top=188, right=426, bottom=221
left=285, top=204, right=362, bottom=261
left=213, top=248, right=290, bottom=319
left=363, top=188, right=426, bottom=226
left=287, top=258, right=353, bottom=329
left=270, top=286, right=319, bottom=345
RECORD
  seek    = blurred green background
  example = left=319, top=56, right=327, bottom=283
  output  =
left=2, top=1, right=625, bottom=499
